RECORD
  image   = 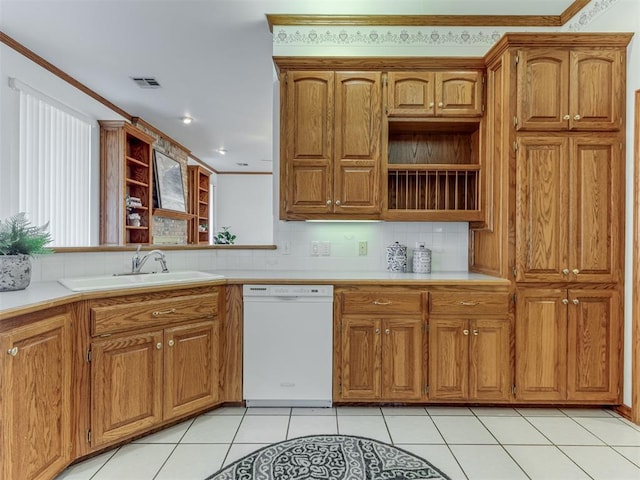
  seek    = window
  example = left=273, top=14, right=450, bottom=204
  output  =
left=13, top=78, right=93, bottom=246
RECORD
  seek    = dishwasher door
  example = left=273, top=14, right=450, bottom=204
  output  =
left=243, top=286, right=333, bottom=407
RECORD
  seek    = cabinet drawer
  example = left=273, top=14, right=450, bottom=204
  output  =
left=91, top=292, right=217, bottom=336
left=341, top=291, right=423, bottom=314
left=429, top=292, right=509, bottom=315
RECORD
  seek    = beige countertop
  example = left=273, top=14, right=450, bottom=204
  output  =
left=0, top=270, right=509, bottom=320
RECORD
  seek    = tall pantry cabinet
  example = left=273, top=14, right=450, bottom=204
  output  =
left=470, top=33, right=631, bottom=404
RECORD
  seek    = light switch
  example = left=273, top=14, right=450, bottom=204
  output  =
left=320, top=241, right=331, bottom=256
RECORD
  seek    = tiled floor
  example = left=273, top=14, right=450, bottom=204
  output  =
left=56, top=406, right=640, bottom=480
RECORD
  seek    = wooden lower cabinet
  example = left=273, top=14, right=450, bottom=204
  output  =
left=516, top=288, right=620, bottom=402
left=429, top=317, right=511, bottom=401
left=0, top=308, right=72, bottom=480
left=340, top=317, right=423, bottom=401
left=90, top=320, right=218, bottom=448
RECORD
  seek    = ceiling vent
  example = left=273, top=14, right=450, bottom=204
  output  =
left=131, top=77, right=161, bottom=89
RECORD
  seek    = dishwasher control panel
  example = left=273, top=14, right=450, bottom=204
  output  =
left=243, top=284, right=333, bottom=297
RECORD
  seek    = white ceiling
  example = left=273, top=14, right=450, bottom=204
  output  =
left=0, top=0, right=577, bottom=172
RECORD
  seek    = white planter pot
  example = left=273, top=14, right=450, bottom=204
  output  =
left=0, top=255, right=32, bottom=292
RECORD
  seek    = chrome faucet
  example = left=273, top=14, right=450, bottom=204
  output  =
left=131, top=245, right=169, bottom=274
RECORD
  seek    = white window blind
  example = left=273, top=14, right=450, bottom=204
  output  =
left=15, top=80, right=92, bottom=247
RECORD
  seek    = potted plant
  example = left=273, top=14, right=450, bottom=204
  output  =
left=213, top=226, right=236, bottom=245
left=0, top=213, right=53, bottom=291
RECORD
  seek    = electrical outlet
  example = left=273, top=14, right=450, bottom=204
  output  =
left=320, top=241, right=331, bottom=256
left=311, top=241, right=320, bottom=256
left=358, top=241, right=368, bottom=256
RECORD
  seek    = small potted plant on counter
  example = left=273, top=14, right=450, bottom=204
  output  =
left=0, top=212, right=53, bottom=291
left=213, top=226, right=236, bottom=245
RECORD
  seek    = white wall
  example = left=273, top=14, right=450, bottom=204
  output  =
left=214, top=173, right=274, bottom=245
left=578, top=0, right=640, bottom=408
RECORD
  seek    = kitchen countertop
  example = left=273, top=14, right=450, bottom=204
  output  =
left=0, top=270, right=509, bottom=320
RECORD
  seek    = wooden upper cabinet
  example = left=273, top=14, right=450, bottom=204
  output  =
left=516, top=48, right=624, bottom=131
left=282, top=71, right=334, bottom=215
left=333, top=72, right=382, bottom=214
left=516, top=135, right=621, bottom=283
left=386, top=70, right=483, bottom=117
left=281, top=71, right=381, bottom=218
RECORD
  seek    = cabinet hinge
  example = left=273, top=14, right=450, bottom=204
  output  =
left=512, top=385, right=517, bottom=394
left=515, top=55, right=519, bottom=65
left=512, top=293, right=517, bottom=304
left=385, top=106, right=389, bottom=116
left=87, top=349, right=92, bottom=363
left=512, top=266, right=517, bottom=278
left=512, top=141, right=518, bottom=152
left=338, top=382, right=342, bottom=394
left=382, top=75, right=388, bottom=87
left=425, top=385, right=429, bottom=394
left=481, top=103, right=485, bottom=112
left=87, top=429, right=91, bottom=444
left=513, top=116, right=518, bottom=127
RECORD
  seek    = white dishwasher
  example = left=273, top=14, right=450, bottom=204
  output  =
left=243, top=284, right=333, bottom=407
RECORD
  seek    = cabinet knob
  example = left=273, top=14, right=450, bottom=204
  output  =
left=572, top=269, right=579, bottom=275
left=562, top=268, right=570, bottom=275
left=562, top=299, right=569, bottom=305
left=472, top=329, right=479, bottom=336
left=574, top=114, right=581, bottom=120
left=438, top=102, right=444, bottom=107
left=429, top=102, right=434, bottom=108
left=326, top=200, right=332, bottom=205
left=375, top=328, right=381, bottom=335
left=463, top=329, right=469, bottom=336
left=7, top=347, right=18, bottom=356
left=168, top=340, right=175, bottom=347
left=573, top=299, right=580, bottom=305
left=335, top=200, right=341, bottom=206
left=563, top=114, right=571, bottom=120
left=156, top=342, right=162, bottom=350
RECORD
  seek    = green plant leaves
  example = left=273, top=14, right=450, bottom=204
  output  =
left=0, top=213, right=53, bottom=256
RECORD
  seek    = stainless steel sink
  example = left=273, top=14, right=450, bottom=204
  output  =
left=58, top=271, right=224, bottom=292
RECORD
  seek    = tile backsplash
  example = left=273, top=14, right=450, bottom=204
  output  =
left=33, top=222, right=468, bottom=282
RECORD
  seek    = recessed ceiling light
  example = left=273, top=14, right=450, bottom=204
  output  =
left=216, top=148, right=227, bottom=155
left=181, top=116, right=193, bottom=124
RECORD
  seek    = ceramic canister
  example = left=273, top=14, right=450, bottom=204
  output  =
left=412, top=242, right=432, bottom=273
left=386, top=241, right=408, bottom=272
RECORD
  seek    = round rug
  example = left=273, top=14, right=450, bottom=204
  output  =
left=205, top=434, right=452, bottom=480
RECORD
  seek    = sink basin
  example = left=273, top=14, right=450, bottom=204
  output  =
left=58, top=271, right=225, bottom=292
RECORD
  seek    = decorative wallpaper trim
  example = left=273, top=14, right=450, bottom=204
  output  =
left=564, top=0, right=620, bottom=31
left=272, top=2, right=618, bottom=49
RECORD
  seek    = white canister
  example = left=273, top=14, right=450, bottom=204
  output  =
left=386, top=241, right=408, bottom=272
left=412, top=242, right=432, bottom=273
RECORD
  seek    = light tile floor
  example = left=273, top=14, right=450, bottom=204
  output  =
left=56, top=406, right=640, bottom=480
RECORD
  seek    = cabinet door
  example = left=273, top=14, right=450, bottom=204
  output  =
left=282, top=71, right=334, bottom=214
left=515, top=289, right=567, bottom=401
left=515, top=136, right=569, bottom=282
left=386, top=72, right=435, bottom=116
left=469, top=318, right=511, bottom=401
left=91, top=331, right=163, bottom=448
left=569, top=137, right=621, bottom=283
left=570, top=49, right=623, bottom=131
left=1, top=313, right=71, bottom=480
left=516, top=49, right=570, bottom=131
left=381, top=318, right=423, bottom=400
left=333, top=72, right=382, bottom=214
left=567, top=290, right=620, bottom=402
left=341, top=317, right=381, bottom=400
left=164, top=320, right=219, bottom=419
left=435, top=71, right=483, bottom=117
left=428, top=318, right=468, bottom=400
